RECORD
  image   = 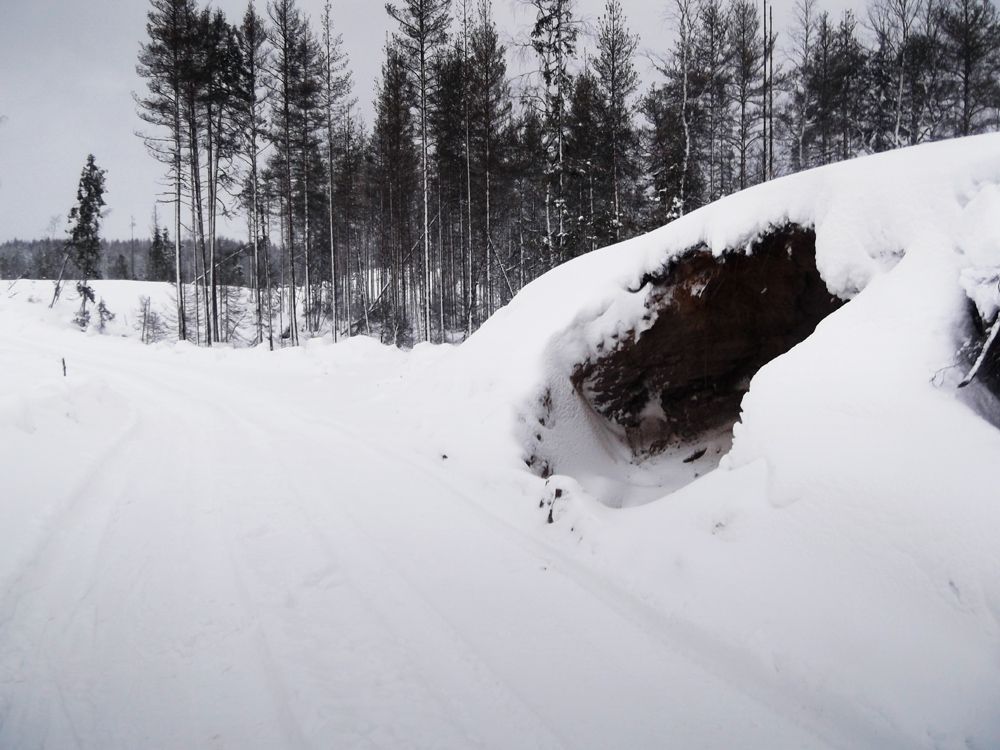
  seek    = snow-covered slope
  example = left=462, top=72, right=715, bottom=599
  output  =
left=2, top=136, right=1000, bottom=749
left=456, top=135, right=1000, bottom=469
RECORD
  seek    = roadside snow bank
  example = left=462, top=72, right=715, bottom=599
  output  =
left=443, top=136, right=1000, bottom=747
left=456, top=135, right=1000, bottom=505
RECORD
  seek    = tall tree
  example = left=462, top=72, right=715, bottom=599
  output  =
left=372, top=41, right=420, bottom=342
left=529, top=0, right=579, bottom=264
left=267, top=0, right=308, bottom=345
left=136, top=0, right=195, bottom=340
left=198, top=8, right=241, bottom=343
left=728, top=0, right=764, bottom=189
left=386, top=0, right=452, bottom=342
left=470, top=0, right=513, bottom=314
left=565, top=65, right=604, bottom=255
left=787, top=0, right=817, bottom=170
left=694, top=0, right=734, bottom=198
left=869, top=0, right=923, bottom=146
left=66, top=155, right=107, bottom=326
left=594, top=0, right=639, bottom=242
left=940, top=0, right=1000, bottom=134
left=235, top=1, right=270, bottom=346
left=672, top=0, right=701, bottom=212
left=321, top=1, right=353, bottom=341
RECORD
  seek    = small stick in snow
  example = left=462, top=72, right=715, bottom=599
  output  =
left=62, top=358, right=66, bottom=377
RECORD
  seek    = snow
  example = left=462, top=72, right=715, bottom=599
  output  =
left=3, top=135, right=1000, bottom=748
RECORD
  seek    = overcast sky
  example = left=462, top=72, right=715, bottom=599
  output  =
left=0, top=0, right=855, bottom=242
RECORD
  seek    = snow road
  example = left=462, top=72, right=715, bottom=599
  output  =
left=0, top=309, right=843, bottom=750
left=7, top=138, right=1000, bottom=748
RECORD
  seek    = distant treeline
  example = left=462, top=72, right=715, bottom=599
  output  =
left=0, top=236, right=248, bottom=285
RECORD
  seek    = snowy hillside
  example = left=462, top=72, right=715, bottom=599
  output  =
left=3, top=136, right=1000, bottom=749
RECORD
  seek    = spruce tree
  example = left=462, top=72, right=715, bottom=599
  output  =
left=111, top=253, right=129, bottom=279
left=565, top=66, right=603, bottom=256
left=148, top=211, right=174, bottom=282
left=66, top=154, right=107, bottom=327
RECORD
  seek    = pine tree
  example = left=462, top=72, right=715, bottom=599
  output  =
left=235, top=1, right=270, bottom=346
left=198, top=8, right=242, bottom=343
left=136, top=0, right=196, bottom=340
left=694, top=0, right=734, bottom=199
left=321, top=0, right=353, bottom=341
left=386, top=0, right=452, bottom=342
left=808, top=12, right=838, bottom=164
left=289, top=24, right=326, bottom=334
left=372, top=41, right=420, bottom=343
left=832, top=11, right=867, bottom=159
left=267, top=0, right=309, bottom=345
left=868, top=0, right=923, bottom=147
left=788, top=0, right=817, bottom=170
left=430, top=43, right=469, bottom=324
left=728, top=0, right=764, bottom=190
left=940, top=0, right=1000, bottom=135
left=594, top=0, right=639, bottom=242
left=66, top=155, right=107, bottom=327
left=529, top=0, right=579, bottom=265
left=470, top=0, right=513, bottom=314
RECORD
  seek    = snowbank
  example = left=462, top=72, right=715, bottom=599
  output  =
left=447, top=136, right=1000, bottom=492
left=447, top=135, right=1000, bottom=746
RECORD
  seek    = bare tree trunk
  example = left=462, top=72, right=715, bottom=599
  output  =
left=172, top=84, right=186, bottom=340
left=463, top=0, right=475, bottom=336
left=303, top=149, right=313, bottom=335
left=188, top=108, right=211, bottom=346
left=250, top=136, right=263, bottom=345
left=438, top=184, right=444, bottom=338
left=206, top=103, right=219, bottom=344
left=328, top=132, right=338, bottom=341
left=420, top=45, right=432, bottom=343
left=678, top=0, right=693, bottom=214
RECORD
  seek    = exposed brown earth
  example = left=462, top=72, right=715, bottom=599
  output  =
left=573, top=226, right=844, bottom=456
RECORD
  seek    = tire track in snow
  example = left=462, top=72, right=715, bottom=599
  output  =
left=0, top=334, right=311, bottom=748
left=0, top=330, right=878, bottom=748
left=225, top=376, right=893, bottom=750
left=113, top=356, right=569, bottom=749
left=105, top=346, right=853, bottom=748
left=197, top=379, right=846, bottom=749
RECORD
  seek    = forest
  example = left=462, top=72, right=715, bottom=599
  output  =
left=6, top=0, right=1000, bottom=346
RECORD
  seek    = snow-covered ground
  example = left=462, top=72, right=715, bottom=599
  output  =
left=3, top=136, right=1000, bottom=749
